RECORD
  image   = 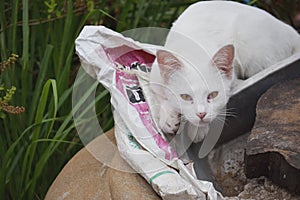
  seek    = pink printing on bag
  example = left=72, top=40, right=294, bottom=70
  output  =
left=105, top=45, right=177, bottom=160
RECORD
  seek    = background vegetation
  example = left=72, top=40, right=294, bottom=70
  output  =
left=0, top=0, right=299, bottom=199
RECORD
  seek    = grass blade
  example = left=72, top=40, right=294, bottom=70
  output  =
left=21, top=0, right=29, bottom=106
left=21, top=79, right=57, bottom=199
left=28, top=45, right=54, bottom=123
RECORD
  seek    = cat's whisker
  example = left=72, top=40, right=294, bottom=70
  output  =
left=221, top=113, right=236, bottom=118
left=228, top=111, right=236, bottom=116
left=213, top=117, right=228, bottom=126
left=217, top=109, right=237, bottom=118
left=223, top=107, right=237, bottom=113
left=216, top=116, right=229, bottom=126
left=224, top=107, right=236, bottom=111
left=212, top=110, right=237, bottom=126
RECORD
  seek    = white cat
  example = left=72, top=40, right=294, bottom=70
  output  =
left=150, top=1, right=300, bottom=143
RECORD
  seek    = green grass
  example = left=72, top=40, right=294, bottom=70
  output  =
left=0, top=0, right=197, bottom=199
left=0, top=0, right=298, bottom=199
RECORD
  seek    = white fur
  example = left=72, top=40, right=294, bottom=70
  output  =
left=168, top=1, right=300, bottom=78
left=150, top=1, right=300, bottom=142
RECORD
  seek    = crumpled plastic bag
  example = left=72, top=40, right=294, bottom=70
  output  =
left=75, top=25, right=223, bottom=200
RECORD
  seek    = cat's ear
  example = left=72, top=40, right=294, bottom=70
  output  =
left=156, top=50, right=182, bottom=82
left=211, top=44, right=234, bottom=79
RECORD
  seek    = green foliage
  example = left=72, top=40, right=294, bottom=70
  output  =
left=0, top=0, right=112, bottom=199
left=0, top=0, right=298, bottom=199
left=0, top=0, right=197, bottom=199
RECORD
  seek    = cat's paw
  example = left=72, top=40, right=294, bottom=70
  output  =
left=159, top=108, right=181, bottom=134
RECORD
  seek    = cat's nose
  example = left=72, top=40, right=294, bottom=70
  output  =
left=197, top=112, right=207, bottom=120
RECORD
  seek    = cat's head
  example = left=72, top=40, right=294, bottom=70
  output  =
left=155, top=44, right=234, bottom=127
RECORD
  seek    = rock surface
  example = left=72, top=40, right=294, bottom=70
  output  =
left=45, top=129, right=160, bottom=200
left=245, top=78, right=300, bottom=194
left=208, top=134, right=248, bottom=196
left=209, top=132, right=299, bottom=200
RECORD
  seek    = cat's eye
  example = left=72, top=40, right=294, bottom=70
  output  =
left=180, top=94, right=193, bottom=101
left=207, top=91, right=219, bottom=101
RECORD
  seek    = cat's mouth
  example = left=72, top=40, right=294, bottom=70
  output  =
left=188, top=113, right=212, bottom=126
left=198, top=120, right=210, bottom=127
left=186, top=117, right=210, bottom=127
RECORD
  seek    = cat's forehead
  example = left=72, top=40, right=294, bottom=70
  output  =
left=169, top=67, right=222, bottom=93
left=183, top=62, right=221, bottom=82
